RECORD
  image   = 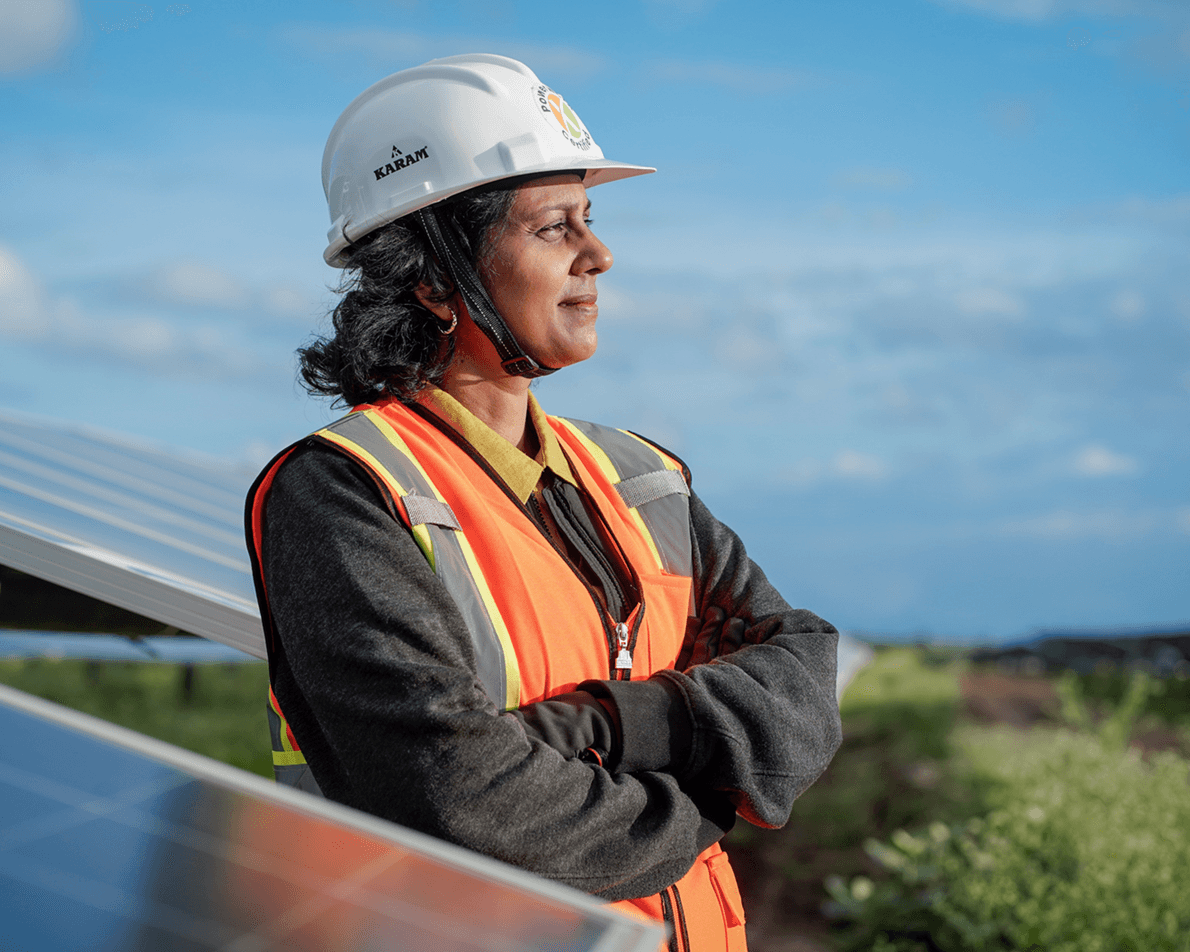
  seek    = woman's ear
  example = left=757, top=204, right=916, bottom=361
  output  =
left=414, top=283, right=456, bottom=324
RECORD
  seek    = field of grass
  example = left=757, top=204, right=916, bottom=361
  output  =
left=0, top=657, right=273, bottom=779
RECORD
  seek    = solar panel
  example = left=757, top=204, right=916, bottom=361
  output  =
left=0, top=682, right=666, bottom=952
left=0, top=410, right=265, bottom=658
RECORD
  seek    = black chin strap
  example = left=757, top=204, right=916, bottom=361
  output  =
left=413, top=206, right=559, bottom=379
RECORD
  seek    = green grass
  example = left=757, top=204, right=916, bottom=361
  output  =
left=0, top=657, right=273, bottom=779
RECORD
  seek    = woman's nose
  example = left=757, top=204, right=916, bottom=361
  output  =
left=578, top=229, right=613, bottom=275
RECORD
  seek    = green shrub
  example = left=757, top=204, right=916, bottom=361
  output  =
left=840, top=647, right=962, bottom=759
left=1067, top=666, right=1190, bottom=729
left=827, top=721, right=1190, bottom=951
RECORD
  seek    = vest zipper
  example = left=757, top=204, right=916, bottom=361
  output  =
left=671, top=883, right=690, bottom=952
left=659, top=887, right=679, bottom=952
left=659, top=884, right=689, bottom=952
left=412, top=405, right=638, bottom=678
left=614, top=621, right=632, bottom=673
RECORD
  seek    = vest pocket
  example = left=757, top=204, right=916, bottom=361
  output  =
left=639, top=571, right=694, bottom=673
left=706, top=851, right=746, bottom=929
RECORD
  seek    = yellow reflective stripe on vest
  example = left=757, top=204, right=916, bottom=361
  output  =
left=315, top=410, right=522, bottom=712
left=318, top=425, right=437, bottom=569
left=268, top=685, right=307, bottom=767
left=552, top=417, right=693, bottom=579
left=268, top=679, right=324, bottom=794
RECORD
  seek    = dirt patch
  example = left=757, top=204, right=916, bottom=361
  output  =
left=960, top=670, right=1061, bottom=728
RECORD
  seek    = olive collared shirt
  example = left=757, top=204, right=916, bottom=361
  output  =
left=418, top=386, right=576, bottom=502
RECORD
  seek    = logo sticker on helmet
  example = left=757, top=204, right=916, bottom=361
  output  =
left=373, top=145, right=430, bottom=182
left=532, top=84, right=592, bottom=152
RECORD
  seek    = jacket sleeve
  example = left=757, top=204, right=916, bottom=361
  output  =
left=259, top=442, right=732, bottom=901
left=586, top=490, right=843, bottom=829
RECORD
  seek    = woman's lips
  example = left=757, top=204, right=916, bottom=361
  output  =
left=559, top=294, right=598, bottom=314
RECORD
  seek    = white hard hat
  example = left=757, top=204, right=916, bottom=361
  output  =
left=321, top=53, right=654, bottom=267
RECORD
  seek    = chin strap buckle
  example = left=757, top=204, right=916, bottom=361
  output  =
left=500, top=355, right=548, bottom=378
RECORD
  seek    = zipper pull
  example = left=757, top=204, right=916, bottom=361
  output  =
left=614, top=622, right=633, bottom=673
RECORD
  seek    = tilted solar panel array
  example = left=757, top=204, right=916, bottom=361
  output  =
left=0, top=410, right=265, bottom=657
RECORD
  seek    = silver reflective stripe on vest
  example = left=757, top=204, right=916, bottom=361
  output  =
left=402, top=493, right=461, bottom=530
left=267, top=699, right=325, bottom=795
left=320, top=412, right=508, bottom=709
left=274, top=763, right=324, bottom=796
left=564, top=419, right=693, bottom=578
left=617, top=469, right=689, bottom=510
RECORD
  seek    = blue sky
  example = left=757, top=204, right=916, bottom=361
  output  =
left=2, top=0, right=1187, bottom=641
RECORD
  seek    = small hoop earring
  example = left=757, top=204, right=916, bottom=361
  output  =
left=438, top=306, right=458, bottom=336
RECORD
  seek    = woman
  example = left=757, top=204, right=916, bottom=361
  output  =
left=247, top=54, right=841, bottom=952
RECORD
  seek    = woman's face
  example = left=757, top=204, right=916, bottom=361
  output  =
left=472, top=174, right=614, bottom=372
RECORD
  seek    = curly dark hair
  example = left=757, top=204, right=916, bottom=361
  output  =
left=298, top=184, right=518, bottom=407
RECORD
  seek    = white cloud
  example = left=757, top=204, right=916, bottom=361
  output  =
left=1000, top=508, right=1157, bottom=538
left=833, top=450, right=889, bottom=480
left=0, top=0, right=77, bottom=73
left=955, top=286, right=1026, bottom=318
left=128, top=261, right=319, bottom=321
left=650, top=59, right=823, bottom=92
left=833, top=167, right=913, bottom=192
left=89, top=1, right=155, bottom=34
left=1112, top=194, right=1190, bottom=226
left=1073, top=443, right=1140, bottom=476
left=644, top=0, right=718, bottom=13
left=989, top=97, right=1039, bottom=136
left=0, top=246, right=46, bottom=336
left=1109, top=289, right=1146, bottom=321
left=279, top=25, right=605, bottom=80
left=145, top=261, right=249, bottom=309
left=0, top=248, right=271, bottom=378
left=265, top=286, right=313, bottom=318
left=927, top=0, right=1171, bottom=22
left=777, top=451, right=888, bottom=487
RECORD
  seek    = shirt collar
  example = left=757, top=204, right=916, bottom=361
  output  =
left=420, top=386, right=576, bottom=503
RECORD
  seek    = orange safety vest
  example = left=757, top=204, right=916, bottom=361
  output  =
left=248, top=397, right=748, bottom=952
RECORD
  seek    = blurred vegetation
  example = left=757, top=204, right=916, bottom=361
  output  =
left=822, top=656, right=1190, bottom=952
left=0, top=657, right=272, bottom=779
left=1064, top=664, right=1190, bottom=730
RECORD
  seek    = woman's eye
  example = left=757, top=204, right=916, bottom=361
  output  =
left=538, top=221, right=566, bottom=236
